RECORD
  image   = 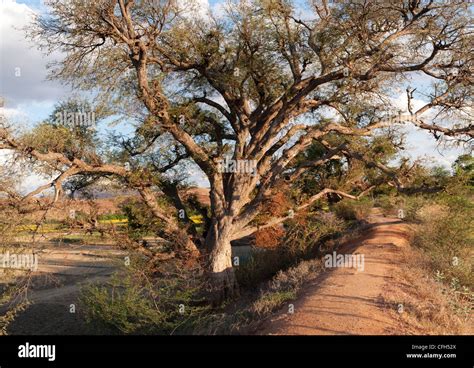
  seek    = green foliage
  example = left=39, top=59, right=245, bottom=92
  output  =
left=20, top=99, right=100, bottom=163
left=373, top=194, right=397, bottom=212
left=0, top=302, right=29, bottom=336
left=80, top=261, right=210, bottom=335
left=0, top=279, right=30, bottom=335
left=332, top=198, right=372, bottom=221
left=283, top=212, right=346, bottom=256
left=429, top=166, right=451, bottom=187
left=21, top=123, right=74, bottom=154
left=120, top=198, right=167, bottom=239
left=199, top=258, right=324, bottom=334
left=452, top=154, right=474, bottom=189
left=236, top=212, right=345, bottom=288
left=252, top=291, right=296, bottom=316
left=98, top=214, right=128, bottom=221
left=399, top=195, right=428, bottom=222
left=236, top=249, right=284, bottom=289
left=81, top=275, right=162, bottom=334
left=268, top=259, right=323, bottom=294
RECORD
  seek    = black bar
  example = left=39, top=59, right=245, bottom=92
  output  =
left=0, top=335, right=472, bottom=367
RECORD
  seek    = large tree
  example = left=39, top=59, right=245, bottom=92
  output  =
left=1, top=0, right=472, bottom=299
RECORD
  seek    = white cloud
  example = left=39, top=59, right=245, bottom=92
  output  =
left=390, top=92, right=426, bottom=113
left=0, top=0, right=68, bottom=109
left=1, top=106, right=25, bottom=119
left=211, top=1, right=227, bottom=18
left=178, top=0, right=211, bottom=19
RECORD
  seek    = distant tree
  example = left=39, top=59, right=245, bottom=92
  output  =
left=453, top=154, right=474, bottom=187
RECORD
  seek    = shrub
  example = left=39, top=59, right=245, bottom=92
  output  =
left=373, top=195, right=397, bottom=213
left=332, top=198, right=372, bottom=221
left=0, top=281, right=29, bottom=335
left=120, top=199, right=166, bottom=239
left=98, top=214, right=128, bottom=221
left=252, top=291, right=296, bottom=316
left=236, top=212, right=345, bottom=289
left=399, top=195, right=427, bottom=222
left=80, top=260, right=210, bottom=335
left=235, top=249, right=284, bottom=289
left=251, top=258, right=323, bottom=317
left=268, top=259, right=322, bottom=293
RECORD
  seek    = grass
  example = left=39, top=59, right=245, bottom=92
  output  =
left=97, top=214, right=128, bottom=221
left=79, top=210, right=345, bottom=335
left=42, top=190, right=474, bottom=335
left=375, top=191, right=473, bottom=334
left=98, top=219, right=128, bottom=225
left=380, top=247, right=472, bottom=335
left=188, top=215, right=204, bottom=224
left=15, top=223, right=61, bottom=233
left=192, top=257, right=325, bottom=334
left=250, top=258, right=323, bottom=317
left=411, top=194, right=473, bottom=292
left=252, top=291, right=297, bottom=315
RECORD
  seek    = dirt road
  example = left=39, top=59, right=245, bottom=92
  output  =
left=258, top=210, right=413, bottom=335
left=3, top=244, right=125, bottom=334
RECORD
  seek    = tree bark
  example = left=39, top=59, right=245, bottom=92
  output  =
left=138, top=187, right=201, bottom=259
left=206, top=219, right=239, bottom=304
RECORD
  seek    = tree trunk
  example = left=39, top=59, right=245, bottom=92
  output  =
left=138, top=187, right=201, bottom=259
left=206, top=220, right=239, bottom=304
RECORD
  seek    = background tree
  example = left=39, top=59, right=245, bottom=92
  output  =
left=453, top=154, right=474, bottom=187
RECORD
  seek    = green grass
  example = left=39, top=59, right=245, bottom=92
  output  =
left=252, top=291, right=297, bottom=316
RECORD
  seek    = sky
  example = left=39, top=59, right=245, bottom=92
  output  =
left=0, top=0, right=468, bottom=193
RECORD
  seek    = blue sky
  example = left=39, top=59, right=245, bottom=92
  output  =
left=1, top=0, right=468, bottom=192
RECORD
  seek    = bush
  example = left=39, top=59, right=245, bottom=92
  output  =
left=235, top=249, right=285, bottom=289
left=0, top=282, right=29, bottom=335
left=373, top=195, right=397, bottom=213
left=236, top=212, right=345, bottom=289
left=120, top=199, right=166, bottom=239
left=252, top=291, right=296, bottom=316
left=80, top=260, right=210, bottom=335
left=399, top=195, right=427, bottom=222
left=251, top=258, right=323, bottom=317
left=98, top=213, right=127, bottom=221
left=332, top=198, right=372, bottom=221
left=268, top=259, right=322, bottom=293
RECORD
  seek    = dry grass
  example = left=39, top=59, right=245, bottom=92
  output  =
left=381, top=247, right=472, bottom=335
left=212, top=258, right=324, bottom=334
